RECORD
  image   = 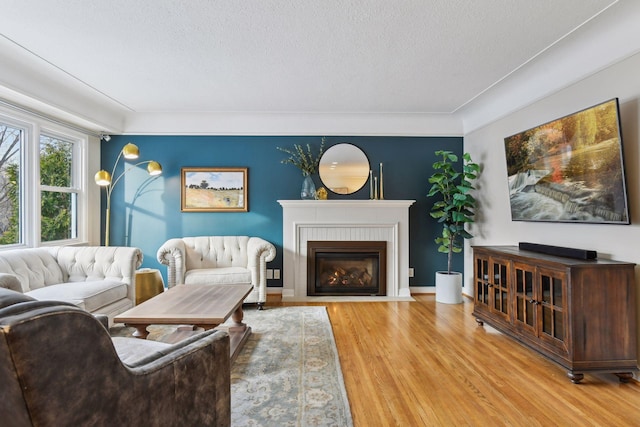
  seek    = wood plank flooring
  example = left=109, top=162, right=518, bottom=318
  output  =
left=268, top=294, right=640, bottom=426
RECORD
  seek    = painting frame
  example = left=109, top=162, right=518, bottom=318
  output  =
left=181, top=167, right=248, bottom=212
left=503, top=98, right=629, bottom=224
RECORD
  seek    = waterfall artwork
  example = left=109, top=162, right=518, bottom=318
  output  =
left=504, top=98, right=630, bottom=224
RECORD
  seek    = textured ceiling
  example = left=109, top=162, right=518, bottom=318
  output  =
left=0, top=0, right=618, bottom=119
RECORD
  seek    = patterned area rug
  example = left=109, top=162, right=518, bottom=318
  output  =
left=111, top=306, right=353, bottom=427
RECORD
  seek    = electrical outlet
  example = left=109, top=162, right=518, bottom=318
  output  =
left=266, top=269, right=274, bottom=280
left=274, top=269, right=281, bottom=280
left=408, top=267, right=414, bottom=278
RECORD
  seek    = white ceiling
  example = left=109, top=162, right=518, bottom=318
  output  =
left=0, top=0, right=637, bottom=135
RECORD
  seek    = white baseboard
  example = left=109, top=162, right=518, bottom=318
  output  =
left=269, top=285, right=474, bottom=299
left=410, top=286, right=434, bottom=294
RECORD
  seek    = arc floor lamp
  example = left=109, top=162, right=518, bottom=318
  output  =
left=94, top=143, right=162, bottom=246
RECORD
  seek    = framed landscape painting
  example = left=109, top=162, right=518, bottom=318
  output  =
left=503, top=98, right=629, bottom=224
left=181, top=167, right=248, bottom=212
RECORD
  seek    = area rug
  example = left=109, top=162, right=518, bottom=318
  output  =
left=110, top=306, right=353, bottom=427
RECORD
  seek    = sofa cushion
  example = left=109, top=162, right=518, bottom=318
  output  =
left=0, top=249, right=64, bottom=292
left=26, top=280, right=128, bottom=312
left=0, top=273, right=23, bottom=293
left=184, top=236, right=250, bottom=269
left=184, top=267, right=251, bottom=285
left=111, top=337, right=172, bottom=366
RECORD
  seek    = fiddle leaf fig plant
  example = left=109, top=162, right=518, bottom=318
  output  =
left=427, top=150, right=480, bottom=275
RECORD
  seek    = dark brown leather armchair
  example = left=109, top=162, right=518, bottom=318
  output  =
left=0, top=288, right=230, bottom=427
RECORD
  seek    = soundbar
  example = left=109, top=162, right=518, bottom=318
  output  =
left=518, top=242, right=597, bottom=260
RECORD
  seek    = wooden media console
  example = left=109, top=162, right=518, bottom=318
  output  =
left=473, top=245, right=637, bottom=383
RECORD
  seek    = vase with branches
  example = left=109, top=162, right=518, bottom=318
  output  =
left=277, top=138, right=326, bottom=199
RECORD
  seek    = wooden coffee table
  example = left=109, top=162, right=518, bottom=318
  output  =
left=114, top=284, right=253, bottom=361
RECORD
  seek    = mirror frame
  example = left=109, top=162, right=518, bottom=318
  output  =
left=319, top=143, right=370, bottom=195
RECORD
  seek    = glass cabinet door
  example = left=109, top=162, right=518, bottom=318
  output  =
left=475, top=255, right=490, bottom=309
left=513, top=262, right=535, bottom=332
left=490, top=258, right=509, bottom=319
left=473, top=253, right=510, bottom=319
left=537, top=267, right=566, bottom=350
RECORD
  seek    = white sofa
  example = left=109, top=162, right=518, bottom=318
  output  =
left=0, top=246, right=142, bottom=323
left=157, top=236, right=276, bottom=308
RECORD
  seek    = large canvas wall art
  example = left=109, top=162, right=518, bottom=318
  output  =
left=503, top=98, right=629, bottom=224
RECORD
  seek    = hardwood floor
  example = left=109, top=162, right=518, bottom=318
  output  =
left=268, top=294, right=640, bottom=426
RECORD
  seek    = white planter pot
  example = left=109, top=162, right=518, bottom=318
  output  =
left=435, top=271, right=463, bottom=304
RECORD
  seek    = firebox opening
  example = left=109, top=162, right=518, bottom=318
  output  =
left=307, top=241, right=386, bottom=296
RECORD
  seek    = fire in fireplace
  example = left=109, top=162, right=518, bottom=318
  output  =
left=307, top=241, right=386, bottom=296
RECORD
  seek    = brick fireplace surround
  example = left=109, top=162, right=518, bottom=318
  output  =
left=278, top=200, right=415, bottom=300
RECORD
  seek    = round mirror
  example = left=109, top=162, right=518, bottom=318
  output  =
left=319, top=143, right=370, bottom=195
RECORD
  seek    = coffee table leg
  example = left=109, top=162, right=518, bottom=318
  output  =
left=129, top=324, right=150, bottom=339
left=213, top=304, right=251, bottom=362
left=229, top=305, right=246, bottom=332
left=229, top=324, right=251, bottom=363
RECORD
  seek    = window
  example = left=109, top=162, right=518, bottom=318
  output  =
left=40, top=134, right=79, bottom=242
left=0, top=111, right=88, bottom=248
left=0, top=124, right=22, bottom=245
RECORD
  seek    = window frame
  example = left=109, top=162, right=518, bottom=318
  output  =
left=39, top=129, right=84, bottom=244
left=0, top=107, right=90, bottom=249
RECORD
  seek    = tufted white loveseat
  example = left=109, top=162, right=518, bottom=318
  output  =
left=157, top=236, right=276, bottom=309
left=0, top=246, right=142, bottom=323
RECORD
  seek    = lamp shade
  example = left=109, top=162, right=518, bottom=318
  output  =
left=94, top=170, right=112, bottom=186
left=147, top=161, right=162, bottom=176
left=122, top=143, right=140, bottom=159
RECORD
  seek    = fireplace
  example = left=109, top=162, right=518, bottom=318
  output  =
left=279, top=199, right=415, bottom=299
left=307, top=241, right=387, bottom=296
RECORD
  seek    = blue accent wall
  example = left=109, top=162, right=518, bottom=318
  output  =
left=100, top=135, right=463, bottom=287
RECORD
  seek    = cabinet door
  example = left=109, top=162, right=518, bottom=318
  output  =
left=536, top=267, right=567, bottom=353
left=474, top=254, right=490, bottom=310
left=489, top=257, right=509, bottom=320
left=513, top=262, right=536, bottom=333
left=473, top=252, right=509, bottom=320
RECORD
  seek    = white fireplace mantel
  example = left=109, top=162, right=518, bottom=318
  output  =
left=278, top=200, right=415, bottom=299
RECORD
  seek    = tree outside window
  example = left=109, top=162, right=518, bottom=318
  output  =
left=0, top=123, right=80, bottom=246
left=40, top=135, right=77, bottom=242
left=0, top=124, right=21, bottom=245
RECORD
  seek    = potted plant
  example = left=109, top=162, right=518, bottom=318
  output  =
left=277, top=138, right=325, bottom=199
left=427, top=150, right=480, bottom=304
